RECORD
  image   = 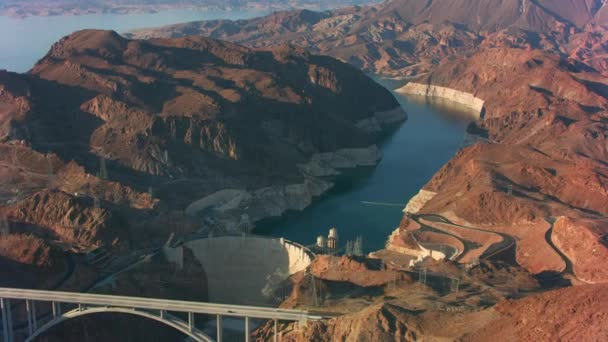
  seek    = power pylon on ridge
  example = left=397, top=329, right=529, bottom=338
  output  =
left=353, top=236, right=363, bottom=256
left=99, top=156, right=108, bottom=179
left=345, top=240, right=353, bottom=255
left=419, top=267, right=427, bottom=285
left=450, top=277, right=460, bottom=293
left=0, top=216, right=9, bottom=237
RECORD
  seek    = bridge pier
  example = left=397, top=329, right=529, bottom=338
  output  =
left=26, top=300, right=34, bottom=337
left=216, top=314, right=222, bottom=342
left=1, top=298, right=13, bottom=342
left=274, top=319, right=278, bottom=342
left=188, top=312, right=194, bottom=332
left=245, top=316, right=250, bottom=342
left=52, top=301, right=61, bottom=318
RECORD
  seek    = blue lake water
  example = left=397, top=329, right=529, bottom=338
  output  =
left=257, top=83, right=474, bottom=252
left=0, top=11, right=473, bottom=254
left=0, top=9, right=267, bottom=72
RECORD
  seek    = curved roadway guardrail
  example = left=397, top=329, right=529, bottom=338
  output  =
left=0, top=288, right=328, bottom=342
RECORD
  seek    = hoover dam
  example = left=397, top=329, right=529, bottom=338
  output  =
left=164, top=236, right=313, bottom=305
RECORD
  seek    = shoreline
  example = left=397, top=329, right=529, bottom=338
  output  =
left=185, top=106, right=407, bottom=238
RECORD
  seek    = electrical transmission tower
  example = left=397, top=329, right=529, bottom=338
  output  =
left=353, top=236, right=363, bottom=256
left=98, top=156, right=108, bottom=179
left=12, top=146, right=17, bottom=164
left=419, top=267, right=427, bottom=285
left=0, top=216, right=8, bottom=237
left=388, top=273, right=398, bottom=290
left=345, top=240, right=353, bottom=255
left=310, top=273, right=321, bottom=307
left=450, top=277, right=460, bottom=293
left=46, top=155, right=54, bottom=187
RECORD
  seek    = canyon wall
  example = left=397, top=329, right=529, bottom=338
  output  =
left=184, top=145, right=383, bottom=235
left=396, top=83, right=485, bottom=117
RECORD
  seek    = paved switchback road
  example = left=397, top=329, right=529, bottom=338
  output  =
left=412, top=214, right=577, bottom=282
left=412, top=214, right=517, bottom=264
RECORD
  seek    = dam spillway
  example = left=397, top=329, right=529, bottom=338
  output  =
left=164, top=236, right=313, bottom=305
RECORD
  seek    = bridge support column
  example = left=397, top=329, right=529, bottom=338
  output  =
left=26, top=300, right=33, bottom=337
left=245, top=316, right=250, bottom=342
left=1, top=298, right=13, bottom=342
left=216, top=315, right=223, bottom=342
left=188, top=312, right=194, bottom=332
left=31, top=301, right=37, bottom=331
left=274, top=319, right=278, bottom=342
left=52, top=302, right=61, bottom=318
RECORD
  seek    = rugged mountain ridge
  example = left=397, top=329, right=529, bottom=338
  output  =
left=128, top=0, right=608, bottom=77
left=0, top=29, right=404, bottom=289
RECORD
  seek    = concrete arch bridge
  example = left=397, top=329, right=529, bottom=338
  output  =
left=0, top=288, right=325, bottom=342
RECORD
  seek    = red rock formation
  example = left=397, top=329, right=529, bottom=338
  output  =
left=272, top=284, right=608, bottom=341
left=309, top=255, right=405, bottom=287
left=553, top=217, right=608, bottom=283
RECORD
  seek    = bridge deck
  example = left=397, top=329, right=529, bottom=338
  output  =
left=0, top=287, right=326, bottom=321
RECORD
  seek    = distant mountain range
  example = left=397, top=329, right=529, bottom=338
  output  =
left=128, top=0, right=608, bottom=77
left=0, top=0, right=380, bottom=17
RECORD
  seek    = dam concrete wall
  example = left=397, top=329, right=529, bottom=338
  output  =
left=397, top=83, right=485, bottom=118
left=164, top=236, right=312, bottom=305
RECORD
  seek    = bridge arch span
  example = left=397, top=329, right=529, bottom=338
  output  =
left=25, top=306, right=213, bottom=342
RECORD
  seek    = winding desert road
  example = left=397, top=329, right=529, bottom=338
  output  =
left=413, top=214, right=516, bottom=262
left=409, top=213, right=576, bottom=280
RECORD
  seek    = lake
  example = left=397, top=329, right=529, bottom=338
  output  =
left=0, top=9, right=267, bottom=72
left=257, top=83, right=475, bottom=253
